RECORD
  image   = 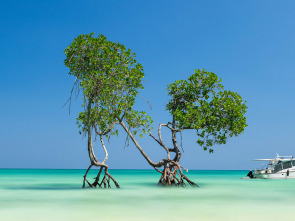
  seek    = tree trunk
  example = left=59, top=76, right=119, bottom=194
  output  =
left=156, top=119, right=198, bottom=187
left=120, top=120, right=198, bottom=187
left=82, top=101, right=120, bottom=189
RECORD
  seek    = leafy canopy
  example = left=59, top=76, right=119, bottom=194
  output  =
left=166, top=69, right=247, bottom=153
left=64, top=33, right=152, bottom=137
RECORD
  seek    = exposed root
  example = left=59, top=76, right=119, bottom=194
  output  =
left=82, top=165, right=120, bottom=188
left=82, top=165, right=94, bottom=188
left=157, top=162, right=198, bottom=187
left=92, top=167, right=103, bottom=187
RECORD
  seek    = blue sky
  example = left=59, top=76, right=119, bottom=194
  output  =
left=1, top=0, right=295, bottom=170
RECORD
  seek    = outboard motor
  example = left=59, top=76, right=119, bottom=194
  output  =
left=246, top=170, right=254, bottom=178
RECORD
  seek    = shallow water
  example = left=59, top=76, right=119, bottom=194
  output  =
left=0, top=169, right=295, bottom=220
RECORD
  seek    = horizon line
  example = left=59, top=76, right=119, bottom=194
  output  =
left=0, top=168, right=249, bottom=171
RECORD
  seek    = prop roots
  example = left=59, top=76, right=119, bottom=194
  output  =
left=158, top=163, right=198, bottom=187
left=82, top=165, right=120, bottom=188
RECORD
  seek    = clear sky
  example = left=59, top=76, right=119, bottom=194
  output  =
left=1, top=0, right=295, bottom=170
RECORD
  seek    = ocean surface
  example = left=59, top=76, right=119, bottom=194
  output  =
left=1, top=169, right=295, bottom=221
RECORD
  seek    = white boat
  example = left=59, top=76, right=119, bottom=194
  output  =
left=246, top=154, right=295, bottom=179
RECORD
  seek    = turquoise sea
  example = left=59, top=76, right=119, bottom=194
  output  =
left=1, top=169, right=295, bottom=221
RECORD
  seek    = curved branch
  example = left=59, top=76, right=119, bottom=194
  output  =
left=158, top=124, right=171, bottom=160
left=100, top=135, right=108, bottom=164
left=164, top=122, right=183, bottom=132
left=86, top=113, right=107, bottom=167
left=119, top=121, right=165, bottom=171
left=88, top=136, right=107, bottom=167
left=171, top=130, right=181, bottom=162
left=63, top=76, right=78, bottom=114
left=168, top=118, right=182, bottom=162
left=86, top=99, right=100, bottom=165
left=149, top=132, right=162, bottom=146
left=149, top=123, right=171, bottom=160
left=138, top=94, right=152, bottom=110
left=95, top=121, right=119, bottom=136
left=93, top=127, right=110, bottom=164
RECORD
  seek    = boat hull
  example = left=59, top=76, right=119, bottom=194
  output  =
left=254, top=169, right=295, bottom=179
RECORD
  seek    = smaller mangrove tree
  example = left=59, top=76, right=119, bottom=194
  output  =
left=119, top=69, right=248, bottom=186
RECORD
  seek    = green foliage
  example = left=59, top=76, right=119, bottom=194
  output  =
left=64, top=33, right=152, bottom=137
left=167, top=69, right=247, bottom=153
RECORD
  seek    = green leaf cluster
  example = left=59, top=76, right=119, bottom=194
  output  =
left=166, top=69, right=247, bottom=153
left=64, top=33, right=152, bottom=136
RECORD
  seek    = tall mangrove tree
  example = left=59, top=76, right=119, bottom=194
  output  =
left=64, top=33, right=152, bottom=188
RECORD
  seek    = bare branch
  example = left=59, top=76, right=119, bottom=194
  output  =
left=99, top=135, right=108, bottom=164
left=63, top=76, right=78, bottom=114
left=138, top=94, right=152, bottom=110
left=120, top=121, right=165, bottom=169
left=180, top=131, right=184, bottom=153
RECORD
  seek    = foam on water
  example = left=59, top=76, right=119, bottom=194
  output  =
left=0, top=169, right=294, bottom=221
